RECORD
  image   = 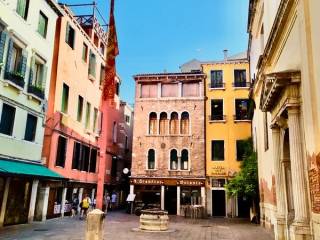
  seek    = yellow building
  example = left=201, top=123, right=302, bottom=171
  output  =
left=182, top=51, right=251, bottom=217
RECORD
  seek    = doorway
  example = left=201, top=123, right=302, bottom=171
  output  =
left=212, top=190, right=226, bottom=217
left=237, top=196, right=250, bottom=218
left=165, top=186, right=177, bottom=214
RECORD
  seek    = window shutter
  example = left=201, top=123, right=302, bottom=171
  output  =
left=5, top=38, right=13, bottom=74
left=40, top=65, right=47, bottom=90
left=0, top=31, right=7, bottom=64
left=97, top=111, right=103, bottom=134
left=92, top=54, right=96, bottom=77
left=28, top=55, right=35, bottom=85
left=19, top=49, right=28, bottom=79
left=88, top=50, right=92, bottom=74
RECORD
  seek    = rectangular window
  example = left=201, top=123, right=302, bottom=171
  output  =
left=93, top=108, right=98, bottom=132
left=141, top=84, right=157, bottom=98
left=211, top=140, right=224, bottom=161
left=111, top=156, right=117, bottom=177
left=9, top=44, right=22, bottom=73
left=234, top=70, right=247, bottom=87
left=161, top=83, right=178, bottom=97
left=99, top=65, right=105, bottom=86
left=100, top=43, right=105, bottom=55
left=235, top=99, right=249, bottom=120
left=77, top=96, right=83, bottom=122
left=65, top=23, right=75, bottom=49
left=88, top=51, right=96, bottom=77
left=33, top=62, right=43, bottom=87
left=82, top=43, right=88, bottom=62
left=16, top=0, right=29, bottom=20
left=0, top=103, right=16, bottom=136
left=24, top=114, right=37, bottom=142
left=210, top=99, right=224, bottom=120
left=236, top=140, right=246, bottom=161
left=55, top=136, right=67, bottom=167
left=115, top=82, right=120, bottom=96
left=81, top=145, right=90, bottom=171
left=89, top=148, right=97, bottom=173
left=61, top=83, right=69, bottom=113
left=85, top=102, right=91, bottom=129
left=72, top=141, right=81, bottom=170
left=125, top=115, right=130, bottom=124
left=37, top=11, right=48, bottom=38
left=182, top=82, right=199, bottom=97
left=210, top=70, right=223, bottom=88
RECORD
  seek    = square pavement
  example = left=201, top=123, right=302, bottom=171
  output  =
left=0, top=211, right=274, bottom=240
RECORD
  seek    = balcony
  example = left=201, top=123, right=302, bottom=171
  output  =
left=208, top=82, right=225, bottom=89
left=4, top=71, right=25, bottom=89
left=27, top=85, right=45, bottom=99
left=233, top=81, right=251, bottom=88
left=208, top=115, right=226, bottom=122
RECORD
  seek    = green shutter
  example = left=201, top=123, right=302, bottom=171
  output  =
left=38, top=14, right=44, bottom=37
left=16, top=0, right=26, bottom=18
left=0, top=31, right=7, bottom=64
left=40, top=65, right=47, bottom=90
left=5, top=38, right=13, bottom=74
left=28, top=55, right=35, bottom=85
left=19, top=49, right=28, bottom=80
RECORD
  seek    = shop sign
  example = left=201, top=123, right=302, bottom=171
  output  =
left=177, top=179, right=204, bottom=186
left=210, top=166, right=227, bottom=176
left=130, top=178, right=205, bottom=186
left=131, top=178, right=164, bottom=185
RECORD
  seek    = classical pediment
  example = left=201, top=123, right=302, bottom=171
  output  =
left=259, top=71, right=300, bottom=112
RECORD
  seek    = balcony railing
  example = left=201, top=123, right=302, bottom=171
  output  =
left=209, top=115, right=226, bottom=121
left=208, top=82, right=225, bottom=89
left=27, top=85, right=45, bottom=99
left=4, top=71, right=25, bottom=89
left=233, top=81, right=251, bottom=88
left=234, top=114, right=250, bottom=121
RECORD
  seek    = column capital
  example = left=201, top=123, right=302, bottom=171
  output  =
left=287, top=105, right=300, bottom=115
left=272, top=116, right=287, bottom=130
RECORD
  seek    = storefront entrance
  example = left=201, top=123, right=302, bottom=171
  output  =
left=165, top=186, right=177, bottom=214
left=237, top=196, right=250, bottom=218
left=212, top=190, right=226, bottom=217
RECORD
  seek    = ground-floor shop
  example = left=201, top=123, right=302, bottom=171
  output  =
left=130, top=177, right=206, bottom=215
left=206, top=177, right=250, bottom=218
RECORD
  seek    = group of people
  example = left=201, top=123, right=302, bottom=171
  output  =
left=70, top=192, right=117, bottom=219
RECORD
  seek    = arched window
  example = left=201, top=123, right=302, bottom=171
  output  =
left=181, top=149, right=189, bottom=170
left=169, top=112, right=179, bottom=135
left=147, top=149, right=155, bottom=169
left=159, top=112, right=168, bottom=135
left=149, top=112, right=157, bottom=135
left=180, top=112, right=189, bottom=134
left=170, top=149, right=178, bottom=170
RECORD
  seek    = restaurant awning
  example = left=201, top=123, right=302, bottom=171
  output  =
left=0, top=159, right=65, bottom=180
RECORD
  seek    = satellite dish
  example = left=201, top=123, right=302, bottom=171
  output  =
left=123, top=168, right=129, bottom=174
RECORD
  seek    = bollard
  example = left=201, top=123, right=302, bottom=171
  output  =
left=85, top=209, right=105, bottom=240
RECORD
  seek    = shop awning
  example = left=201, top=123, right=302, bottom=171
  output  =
left=0, top=159, right=65, bottom=180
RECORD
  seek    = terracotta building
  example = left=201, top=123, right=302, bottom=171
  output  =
left=130, top=72, right=206, bottom=215
left=42, top=4, right=107, bottom=219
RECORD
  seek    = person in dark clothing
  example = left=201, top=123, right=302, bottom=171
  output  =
left=71, top=193, right=79, bottom=217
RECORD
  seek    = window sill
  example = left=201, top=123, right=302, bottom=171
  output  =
left=55, top=165, right=65, bottom=169
left=27, top=92, right=44, bottom=103
left=168, top=170, right=190, bottom=172
left=208, top=119, right=226, bottom=123
left=208, top=87, right=225, bottom=91
left=211, top=160, right=225, bottom=162
left=234, top=119, right=251, bottom=123
left=145, top=169, right=157, bottom=171
left=2, top=78, right=24, bottom=92
left=88, top=74, right=96, bottom=82
left=233, top=86, right=250, bottom=89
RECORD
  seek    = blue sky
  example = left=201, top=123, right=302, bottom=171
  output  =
left=61, top=0, right=249, bottom=104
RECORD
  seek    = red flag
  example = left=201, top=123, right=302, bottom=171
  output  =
left=103, top=0, right=119, bottom=102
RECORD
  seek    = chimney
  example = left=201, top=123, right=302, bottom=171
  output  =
left=223, top=49, right=228, bottom=61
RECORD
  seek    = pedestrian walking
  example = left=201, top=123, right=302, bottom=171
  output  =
left=104, top=193, right=111, bottom=214
left=71, top=193, right=79, bottom=217
left=111, top=192, right=117, bottom=210
left=80, top=194, right=91, bottom=220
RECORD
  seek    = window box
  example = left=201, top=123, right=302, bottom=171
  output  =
left=27, top=84, right=44, bottom=99
left=4, top=71, right=25, bottom=88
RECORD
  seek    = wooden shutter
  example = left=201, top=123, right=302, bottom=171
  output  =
left=0, top=31, right=7, bottom=64
left=65, top=22, right=70, bottom=43
left=18, top=49, right=28, bottom=81
left=5, top=38, right=13, bottom=74
left=40, top=65, right=47, bottom=90
left=28, top=55, right=35, bottom=85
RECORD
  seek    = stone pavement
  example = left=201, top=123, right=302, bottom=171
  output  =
left=0, top=211, right=274, bottom=240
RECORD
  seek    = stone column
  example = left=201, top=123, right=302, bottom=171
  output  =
left=130, top=185, right=134, bottom=195
left=201, top=186, right=206, bottom=207
left=28, top=179, right=39, bottom=223
left=271, top=125, right=286, bottom=240
left=78, top=188, right=84, bottom=213
left=41, top=186, right=50, bottom=221
left=0, top=177, right=11, bottom=227
left=177, top=186, right=181, bottom=215
left=287, top=107, right=311, bottom=239
left=91, top=188, right=96, bottom=203
left=60, top=187, right=67, bottom=217
left=161, top=186, right=165, bottom=210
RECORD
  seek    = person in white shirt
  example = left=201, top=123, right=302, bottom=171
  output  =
left=111, top=192, right=117, bottom=210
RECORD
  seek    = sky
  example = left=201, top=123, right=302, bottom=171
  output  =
left=60, top=0, right=250, bottom=105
